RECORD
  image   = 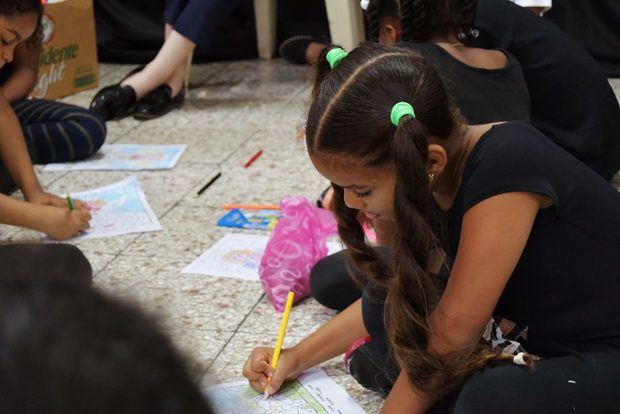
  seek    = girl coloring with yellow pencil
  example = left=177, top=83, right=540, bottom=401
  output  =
left=243, top=43, right=620, bottom=413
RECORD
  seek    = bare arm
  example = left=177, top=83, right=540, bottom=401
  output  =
left=0, top=42, right=39, bottom=102
left=292, top=298, right=366, bottom=370
left=382, top=192, right=546, bottom=411
left=0, top=193, right=91, bottom=240
left=0, top=92, right=44, bottom=198
left=244, top=299, right=367, bottom=394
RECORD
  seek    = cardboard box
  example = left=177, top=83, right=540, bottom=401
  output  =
left=32, top=0, right=99, bottom=99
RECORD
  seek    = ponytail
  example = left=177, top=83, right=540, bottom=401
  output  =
left=332, top=185, right=391, bottom=287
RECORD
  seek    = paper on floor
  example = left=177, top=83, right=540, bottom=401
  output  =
left=183, top=233, right=342, bottom=281
left=43, top=144, right=186, bottom=171
left=48, top=176, right=162, bottom=242
left=203, top=369, right=366, bottom=414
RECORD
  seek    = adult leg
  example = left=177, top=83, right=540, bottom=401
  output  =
left=123, top=0, right=245, bottom=99
left=121, top=30, right=194, bottom=99
left=0, top=243, right=92, bottom=286
left=12, top=99, right=106, bottom=163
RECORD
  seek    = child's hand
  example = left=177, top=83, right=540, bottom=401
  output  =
left=27, top=190, right=87, bottom=211
left=242, top=347, right=302, bottom=396
left=40, top=206, right=91, bottom=240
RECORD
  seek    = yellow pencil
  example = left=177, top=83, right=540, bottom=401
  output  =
left=265, top=291, right=295, bottom=398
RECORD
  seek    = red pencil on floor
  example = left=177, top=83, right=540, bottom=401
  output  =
left=243, top=149, right=263, bottom=168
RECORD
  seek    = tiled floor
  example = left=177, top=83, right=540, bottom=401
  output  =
left=2, top=59, right=619, bottom=413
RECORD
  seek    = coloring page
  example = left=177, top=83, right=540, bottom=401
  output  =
left=44, top=144, right=186, bottom=171
left=183, top=234, right=342, bottom=281
left=51, top=176, right=162, bottom=242
left=204, top=370, right=366, bottom=414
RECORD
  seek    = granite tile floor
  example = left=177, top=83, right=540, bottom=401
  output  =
left=2, top=59, right=619, bottom=413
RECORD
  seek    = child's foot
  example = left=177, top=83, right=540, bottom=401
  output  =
left=133, top=84, right=185, bottom=120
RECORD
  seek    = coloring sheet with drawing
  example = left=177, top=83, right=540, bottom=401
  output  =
left=43, top=144, right=186, bottom=171
left=52, top=176, right=162, bottom=242
left=182, top=233, right=342, bottom=281
left=204, top=369, right=366, bottom=414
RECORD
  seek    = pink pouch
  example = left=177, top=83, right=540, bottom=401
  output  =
left=259, top=196, right=338, bottom=312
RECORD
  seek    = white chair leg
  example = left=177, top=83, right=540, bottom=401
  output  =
left=325, top=0, right=365, bottom=51
left=254, top=0, right=277, bottom=59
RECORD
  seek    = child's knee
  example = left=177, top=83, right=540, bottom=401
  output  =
left=309, top=256, right=335, bottom=307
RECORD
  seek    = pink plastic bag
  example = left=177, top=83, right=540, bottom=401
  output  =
left=259, top=196, right=338, bottom=312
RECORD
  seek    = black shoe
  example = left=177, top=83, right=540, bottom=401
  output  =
left=89, top=84, right=137, bottom=121
left=133, top=85, right=185, bottom=120
left=279, top=35, right=322, bottom=65
left=89, top=66, right=144, bottom=121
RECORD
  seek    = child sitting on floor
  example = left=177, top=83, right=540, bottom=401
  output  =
left=0, top=0, right=95, bottom=239
left=244, top=43, right=620, bottom=413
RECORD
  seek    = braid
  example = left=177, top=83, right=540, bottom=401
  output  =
left=364, top=0, right=383, bottom=42
left=332, top=185, right=391, bottom=286
left=384, top=115, right=441, bottom=358
left=458, top=0, right=479, bottom=41
left=399, top=0, right=414, bottom=41
left=409, top=0, right=430, bottom=41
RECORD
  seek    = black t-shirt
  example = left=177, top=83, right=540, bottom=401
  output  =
left=401, top=42, right=531, bottom=125
left=472, top=0, right=620, bottom=182
left=545, top=0, right=620, bottom=78
left=447, top=122, right=620, bottom=353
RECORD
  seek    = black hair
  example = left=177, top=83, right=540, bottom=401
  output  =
left=0, top=280, right=213, bottom=414
left=363, top=0, right=479, bottom=43
left=0, top=0, right=44, bottom=48
left=364, top=0, right=401, bottom=42
left=400, top=0, right=479, bottom=42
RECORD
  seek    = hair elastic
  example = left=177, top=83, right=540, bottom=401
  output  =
left=326, top=48, right=348, bottom=69
left=390, top=102, right=416, bottom=126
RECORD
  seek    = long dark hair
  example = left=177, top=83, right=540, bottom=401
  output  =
left=363, top=0, right=479, bottom=43
left=307, top=43, right=512, bottom=397
left=0, top=0, right=44, bottom=48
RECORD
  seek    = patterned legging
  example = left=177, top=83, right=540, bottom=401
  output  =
left=0, top=99, right=106, bottom=194
left=12, top=98, right=106, bottom=164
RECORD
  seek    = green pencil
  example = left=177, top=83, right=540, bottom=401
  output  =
left=66, top=195, right=75, bottom=210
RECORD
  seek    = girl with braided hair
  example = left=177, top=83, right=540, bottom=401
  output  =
left=244, top=42, right=620, bottom=413
left=310, top=0, right=531, bottom=328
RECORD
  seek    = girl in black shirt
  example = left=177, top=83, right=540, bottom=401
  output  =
left=244, top=43, right=620, bottom=413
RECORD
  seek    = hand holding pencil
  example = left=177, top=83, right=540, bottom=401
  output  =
left=242, top=292, right=301, bottom=397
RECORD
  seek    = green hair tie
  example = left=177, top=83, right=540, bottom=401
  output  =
left=390, top=101, right=416, bottom=126
left=326, top=48, right=348, bottom=69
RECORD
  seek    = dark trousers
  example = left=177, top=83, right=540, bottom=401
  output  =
left=164, top=0, right=247, bottom=49
left=0, top=244, right=92, bottom=286
left=13, top=99, right=106, bottom=164
left=310, top=251, right=620, bottom=413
